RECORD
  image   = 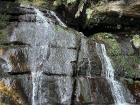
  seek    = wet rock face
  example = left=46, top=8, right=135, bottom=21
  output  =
left=0, top=3, right=80, bottom=75
left=4, top=23, right=79, bottom=75
left=0, top=1, right=140, bottom=105
left=127, top=82, right=140, bottom=103
left=0, top=2, right=75, bottom=105
left=0, top=2, right=116, bottom=105
left=36, top=76, right=73, bottom=105
left=78, top=37, right=102, bottom=76
left=91, top=33, right=140, bottom=104
left=75, top=77, right=114, bottom=104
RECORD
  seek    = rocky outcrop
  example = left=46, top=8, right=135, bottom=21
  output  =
left=89, top=32, right=140, bottom=103
left=0, top=0, right=140, bottom=105
left=0, top=2, right=115, bottom=105
left=37, top=0, right=140, bottom=35
left=74, top=77, right=114, bottom=104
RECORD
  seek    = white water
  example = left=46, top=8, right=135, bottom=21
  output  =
left=32, top=71, right=42, bottom=105
left=96, top=43, right=132, bottom=105
left=49, top=10, right=67, bottom=28
left=30, top=8, right=67, bottom=105
left=34, top=8, right=67, bottom=28
left=10, top=30, right=17, bottom=41
left=31, top=8, right=50, bottom=105
left=34, top=8, right=50, bottom=27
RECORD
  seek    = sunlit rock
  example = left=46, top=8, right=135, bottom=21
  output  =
left=0, top=76, right=31, bottom=105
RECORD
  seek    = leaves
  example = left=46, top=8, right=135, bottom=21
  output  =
left=53, top=0, right=76, bottom=6
left=75, top=0, right=85, bottom=18
left=86, top=8, right=93, bottom=19
left=67, top=0, right=76, bottom=4
left=132, top=35, right=140, bottom=48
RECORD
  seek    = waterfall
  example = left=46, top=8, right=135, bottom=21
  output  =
left=32, top=71, right=42, bottom=105
left=96, top=43, right=133, bottom=105
left=49, top=10, right=67, bottom=28
left=34, top=8, right=67, bottom=28
left=31, top=7, right=66, bottom=105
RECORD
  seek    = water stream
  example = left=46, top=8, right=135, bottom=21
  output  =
left=34, top=8, right=67, bottom=28
left=96, top=43, right=134, bottom=105
left=31, top=7, right=67, bottom=105
left=32, top=71, right=42, bottom=105
left=1, top=1, right=139, bottom=105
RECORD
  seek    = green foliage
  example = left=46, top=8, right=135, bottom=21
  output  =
left=0, top=29, right=8, bottom=43
left=112, top=55, right=140, bottom=79
left=0, top=14, right=9, bottom=42
left=132, top=34, right=140, bottom=48
left=53, top=0, right=76, bottom=6
left=0, top=14, right=9, bottom=29
left=93, top=33, right=122, bottom=56
left=75, top=0, right=84, bottom=18
left=86, top=8, right=94, bottom=20
left=92, top=33, right=140, bottom=80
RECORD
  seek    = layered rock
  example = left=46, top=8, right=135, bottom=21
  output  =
left=36, top=0, right=140, bottom=34
left=0, top=0, right=140, bottom=105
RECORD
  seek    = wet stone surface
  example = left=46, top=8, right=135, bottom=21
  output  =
left=0, top=1, right=140, bottom=105
left=75, top=77, right=114, bottom=105
left=32, top=75, right=73, bottom=105
left=0, top=46, right=30, bottom=73
left=123, top=79, right=140, bottom=104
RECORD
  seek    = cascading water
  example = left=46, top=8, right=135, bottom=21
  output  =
left=34, top=8, right=67, bottom=28
left=31, top=7, right=67, bottom=105
left=96, top=43, right=134, bottom=105
left=49, top=10, right=67, bottom=28
left=31, top=8, right=44, bottom=105
left=32, top=71, right=42, bottom=105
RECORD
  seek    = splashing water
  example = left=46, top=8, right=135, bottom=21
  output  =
left=96, top=43, right=134, bottom=105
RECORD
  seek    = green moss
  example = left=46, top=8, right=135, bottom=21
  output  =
left=0, top=29, right=8, bottom=43
left=93, top=33, right=122, bottom=56
left=112, top=55, right=140, bottom=79
left=0, top=14, right=9, bottom=29
left=92, top=32, right=140, bottom=79
left=0, top=14, right=10, bottom=42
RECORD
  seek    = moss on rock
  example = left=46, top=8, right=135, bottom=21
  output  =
left=0, top=29, right=8, bottom=43
left=112, top=55, right=140, bottom=79
left=92, top=32, right=122, bottom=56
left=91, top=32, right=140, bottom=80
